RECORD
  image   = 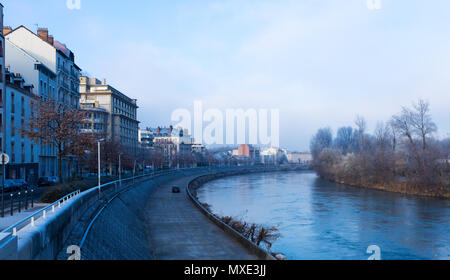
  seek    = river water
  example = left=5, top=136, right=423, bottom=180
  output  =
left=196, top=171, right=450, bottom=260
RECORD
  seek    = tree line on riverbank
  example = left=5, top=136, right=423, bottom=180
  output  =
left=310, top=99, right=450, bottom=198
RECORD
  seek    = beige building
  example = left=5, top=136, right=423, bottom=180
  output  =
left=79, top=76, right=139, bottom=149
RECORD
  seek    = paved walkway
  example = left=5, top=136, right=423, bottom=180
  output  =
left=145, top=174, right=258, bottom=260
left=0, top=203, right=48, bottom=231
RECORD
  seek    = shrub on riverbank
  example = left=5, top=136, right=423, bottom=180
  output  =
left=220, top=216, right=280, bottom=252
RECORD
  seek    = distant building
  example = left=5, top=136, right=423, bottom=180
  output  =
left=260, top=147, right=285, bottom=165
left=237, top=144, right=260, bottom=163
left=287, top=152, right=312, bottom=164
left=192, top=143, right=206, bottom=154
left=152, top=126, right=195, bottom=167
left=80, top=102, right=109, bottom=139
left=138, top=128, right=155, bottom=149
left=79, top=76, right=139, bottom=149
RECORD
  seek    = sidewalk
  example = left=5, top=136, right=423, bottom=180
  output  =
left=0, top=203, right=49, bottom=231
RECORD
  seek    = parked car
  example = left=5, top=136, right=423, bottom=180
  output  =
left=15, top=179, right=31, bottom=190
left=172, top=186, right=181, bottom=194
left=2, top=180, right=18, bottom=192
left=2, top=180, right=24, bottom=192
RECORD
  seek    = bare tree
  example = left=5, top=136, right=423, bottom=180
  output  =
left=25, top=99, right=95, bottom=182
left=355, top=115, right=367, bottom=152
left=409, top=99, right=437, bottom=151
left=334, top=127, right=354, bottom=155
left=310, top=127, right=333, bottom=161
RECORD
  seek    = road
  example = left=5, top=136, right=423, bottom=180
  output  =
left=145, top=174, right=258, bottom=260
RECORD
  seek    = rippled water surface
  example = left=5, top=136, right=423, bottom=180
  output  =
left=196, top=171, right=450, bottom=260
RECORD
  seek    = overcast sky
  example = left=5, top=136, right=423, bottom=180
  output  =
left=4, top=0, right=450, bottom=150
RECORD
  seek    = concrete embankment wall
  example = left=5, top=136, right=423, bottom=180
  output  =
left=17, top=187, right=101, bottom=260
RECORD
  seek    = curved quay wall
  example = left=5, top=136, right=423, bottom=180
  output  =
left=186, top=166, right=307, bottom=261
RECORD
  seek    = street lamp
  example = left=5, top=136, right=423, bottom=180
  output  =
left=118, top=153, right=123, bottom=187
left=1, top=153, right=10, bottom=218
left=97, top=139, right=105, bottom=196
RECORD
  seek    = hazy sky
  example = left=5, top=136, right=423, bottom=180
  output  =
left=4, top=0, right=450, bottom=150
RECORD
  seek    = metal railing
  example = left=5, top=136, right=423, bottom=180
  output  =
left=1, top=190, right=81, bottom=236
left=5, top=189, right=36, bottom=217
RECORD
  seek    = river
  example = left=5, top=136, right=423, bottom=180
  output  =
left=196, top=171, right=450, bottom=260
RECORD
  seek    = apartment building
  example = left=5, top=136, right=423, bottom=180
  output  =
left=0, top=3, right=5, bottom=169
left=152, top=126, right=195, bottom=167
left=3, top=70, right=40, bottom=182
left=4, top=26, right=81, bottom=178
left=80, top=102, right=109, bottom=140
left=5, top=26, right=81, bottom=107
left=79, top=76, right=139, bottom=149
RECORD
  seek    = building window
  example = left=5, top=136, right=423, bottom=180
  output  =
left=11, top=142, right=15, bottom=163
left=21, top=119, right=25, bottom=138
left=31, top=144, right=34, bottom=162
left=21, top=97, right=25, bottom=117
left=11, top=92, right=15, bottom=113
left=21, top=143, right=25, bottom=163
left=11, top=116, right=15, bottom=137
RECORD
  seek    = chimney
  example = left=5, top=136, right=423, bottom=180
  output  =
left=37, top=28, right=49, bottom=42
left=101, top=78, right=106, bottom=85
left=3, top=26, right=12, bottom=36
left=48, top=35, right=54, bottom=45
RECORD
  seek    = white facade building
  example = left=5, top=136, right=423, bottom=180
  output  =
left=5, top=26, right=80, bottom=107
left=5, top=26, right=81, bottom=178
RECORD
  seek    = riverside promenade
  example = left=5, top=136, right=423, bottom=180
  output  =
left=73, top=168, right=258, bottom=260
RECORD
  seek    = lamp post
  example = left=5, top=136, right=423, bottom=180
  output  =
left=119, top=153, right=122, bottom=187
left=97, top=139, right=105, bottom=198
left=1, top=153, right=10, bottom=218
